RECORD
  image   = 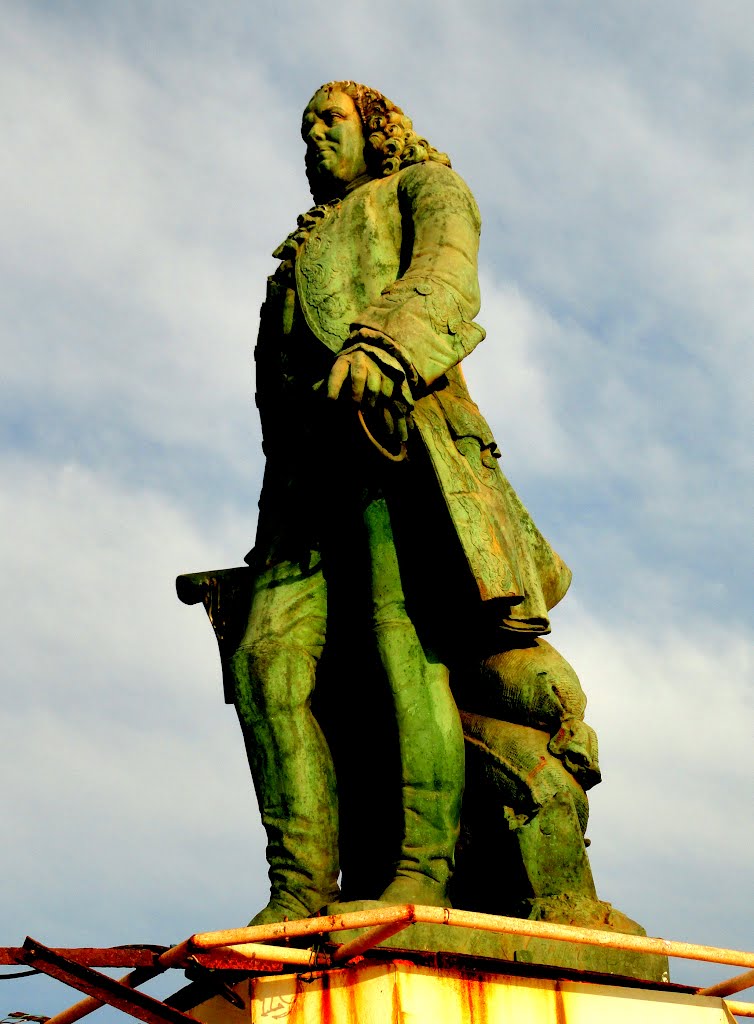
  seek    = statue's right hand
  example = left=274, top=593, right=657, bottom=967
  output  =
left=326, top=349, right=395, bottom=408
left=325, top=341, right=413, bottom=446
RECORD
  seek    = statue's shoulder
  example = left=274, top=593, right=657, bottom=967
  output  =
left=395, top=162, right=481, bottom=229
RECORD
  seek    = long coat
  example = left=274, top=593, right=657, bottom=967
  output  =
left=257, top=160, right=571, bottom=635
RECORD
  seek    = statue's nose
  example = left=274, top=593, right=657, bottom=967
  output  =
left=307, top=120, right=325, bottom=142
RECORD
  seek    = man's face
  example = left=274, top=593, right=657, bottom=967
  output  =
left=302, top=89, right=367, bottom=195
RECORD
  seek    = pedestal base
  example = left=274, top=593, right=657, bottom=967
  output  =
left=325, top=899, right=668, bottom=982
left=189, top=959, right=735, bottom=1024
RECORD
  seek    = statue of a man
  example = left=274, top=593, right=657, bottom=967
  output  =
left=230, top=82, right=575, bottom=926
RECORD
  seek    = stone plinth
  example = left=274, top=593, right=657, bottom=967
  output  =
left=189, top=959, right=735, bottom=1024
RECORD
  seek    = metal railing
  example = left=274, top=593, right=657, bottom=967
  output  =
left=5, top=905, right=752, bottom=1023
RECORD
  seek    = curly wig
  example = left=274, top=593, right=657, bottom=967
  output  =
left=304, top=81, right=450, bottom=199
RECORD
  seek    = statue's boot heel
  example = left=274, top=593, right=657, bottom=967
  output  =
left=378, top=784, right=460, bottom=907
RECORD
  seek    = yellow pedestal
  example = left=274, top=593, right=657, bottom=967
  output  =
left=190, top=959, right=737, bottom=1023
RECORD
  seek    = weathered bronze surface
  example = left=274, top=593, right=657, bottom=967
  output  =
left=178, top=81, right=659, bottom=976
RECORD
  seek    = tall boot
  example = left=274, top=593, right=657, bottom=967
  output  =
left=231, top=640, right=340, bottom=924
left=375, top=623, right=465, bottom=906
left=363, top=496, right=465, bottom=907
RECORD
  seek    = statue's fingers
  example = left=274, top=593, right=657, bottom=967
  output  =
left=380, top=375, right=394, bottom=401
left=364, top=364, right=382, bottom=407
left=350, top=352, right=368, bottom=404
left=327, top=356, right=351, bottom=400
left=395, top=410, right=409, bottom=443
left=383, top=406, right=395, bottom=436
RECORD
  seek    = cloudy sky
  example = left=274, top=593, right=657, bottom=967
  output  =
left=2, top=1, right=752, bottom=1019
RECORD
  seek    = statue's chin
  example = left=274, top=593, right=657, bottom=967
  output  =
left=307, top=169, right=344, bottom=203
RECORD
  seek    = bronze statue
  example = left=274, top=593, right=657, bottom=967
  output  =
left=178, top=82, right=649, bottom=955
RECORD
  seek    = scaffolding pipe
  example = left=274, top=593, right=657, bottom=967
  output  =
left=213, top=942, right=330, bottom=967
left=29, top=966, right=164, bottom=1024
left=331, top=912, right=415, bottom=963
left=700, top=968, right=754, bottom=997
left=176, top=905, right=754, bottom=971
left=725, top=999, right=754, bottom=1018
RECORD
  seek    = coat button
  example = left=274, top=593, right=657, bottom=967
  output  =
left=415, top=282, right=433, bottom=295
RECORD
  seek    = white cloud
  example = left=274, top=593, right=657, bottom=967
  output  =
left=0, top=458, right=266, bottom=947
left=464, top=278, right=577, bottom=474
left=0, top=13, right=303, bottom=471
left=546, top=595, right=754, bottom=985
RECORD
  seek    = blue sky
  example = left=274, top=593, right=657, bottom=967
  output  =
left=2, top=1, right=752, bottom=1019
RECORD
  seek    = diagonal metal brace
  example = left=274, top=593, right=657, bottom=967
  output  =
left=19, top=939, right=197, bottom=1024
left=42, top=966, right=166, bottom=1024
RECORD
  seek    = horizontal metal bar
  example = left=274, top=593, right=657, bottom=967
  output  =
left=19, top=939, right=196, bottom=1024
left=700, top=968, right=754, bottom=997
left=218, top=942, right=330, bottom=967
left=725, top=998, right=754, bottom=1018
left=189, top=904, right=411, bottom=949
left=184, top=904, right=754, bottom=970
left=0, top=948, right=160, bottom=968
left=409, top=907, right=754, bottom=971
left=0, top=946, right=289, bottom=972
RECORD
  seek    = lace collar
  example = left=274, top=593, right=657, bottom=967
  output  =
left=272, top=199, right=341, bottom=262
left=271, top=173, right=372, bottom=263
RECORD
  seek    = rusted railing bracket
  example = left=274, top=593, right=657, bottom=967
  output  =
left=182, top=959, right=245, bottom=1009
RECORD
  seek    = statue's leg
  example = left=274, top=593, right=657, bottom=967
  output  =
left=229, top=556, right=339, bottom=924
left=363, top=496, right=465, bottom=907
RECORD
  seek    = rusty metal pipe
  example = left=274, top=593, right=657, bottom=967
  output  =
left=40, top=968, right=161, bottom=1024
left=19, top=941, right=195, bottom=1024
left=186, top=905, right=754, bottom=970
left=218, top=942, right=330, bottom=967
left=155, top=938, right=196, bottom=970
left=0, top=949, right=157, bottom=968
left=414, top=906, right=754, bottom=970
left=191, top=905, right=410, bottom=949
left=332, top=911, right=416, bottom=963
left=725, top=998, right=754, bottom=1018
left=700, top=968, right=754, bottom=997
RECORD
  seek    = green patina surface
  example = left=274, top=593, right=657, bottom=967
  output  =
left=177, top=81, right=666, bottom=982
